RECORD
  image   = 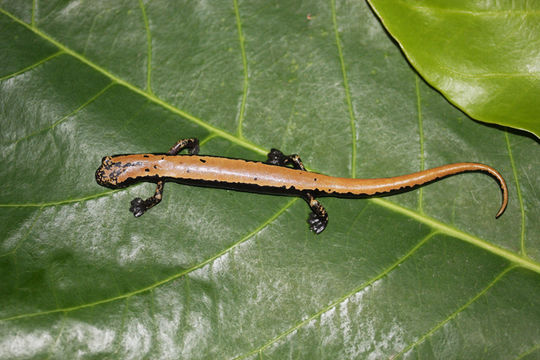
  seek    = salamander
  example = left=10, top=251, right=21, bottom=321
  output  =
left=95, top=138, right=508, bottom=234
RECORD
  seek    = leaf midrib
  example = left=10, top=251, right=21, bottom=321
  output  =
left=0, top=7, right=538, bottom=276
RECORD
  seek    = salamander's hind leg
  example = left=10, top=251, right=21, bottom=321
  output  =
left=266, top=148, right=328, bottom=234
left=168, top=138, right=199, bottom=155
left=266, top=148, right=306, bottom=171
left=305, top=194, right=328, bottom=234
left=130, top=181, right=164, bottom=217
left=130, top=138, right=199, bottom=217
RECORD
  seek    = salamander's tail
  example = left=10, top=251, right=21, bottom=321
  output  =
left=459, top=163, right=508, bottom=218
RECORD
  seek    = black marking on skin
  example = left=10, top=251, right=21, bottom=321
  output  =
left=311, top=183, right=425, bottom=199
left=143, top=155, right=149, bottom=158
left=145, top=168, right=150, bottom=172
left=200, top=159, right=207, bottom=163
left=254, top=177, right=258, bottom=181
left=153, top=165, right=157, bottom=169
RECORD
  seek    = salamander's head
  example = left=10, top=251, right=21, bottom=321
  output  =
left=95, top=156, right=121, bottom=188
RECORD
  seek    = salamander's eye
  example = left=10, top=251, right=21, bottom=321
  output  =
left=102, top=156, right=113, bottom=167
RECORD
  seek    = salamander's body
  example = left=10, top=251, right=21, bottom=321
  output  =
left=95, top=138, right=508, bottom=234
left=96, top=153, right=506, bottom=200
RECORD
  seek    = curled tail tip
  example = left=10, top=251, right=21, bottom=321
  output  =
left=477, top=163, right=507, bottom=219
left=495, top=193, right=508, bottom=218
left=495, top=178, right=508, bottom=219
left=463, top=163, right=507, bottom=220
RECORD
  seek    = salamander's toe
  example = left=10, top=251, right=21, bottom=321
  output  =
left=308, top=212, right=328, bottom=234
left=129, top=197, right=146, bottom=217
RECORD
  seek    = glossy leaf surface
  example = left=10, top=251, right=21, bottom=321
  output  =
left=367, top=0, right=540, bottom=138
left=1, top=1, right=540, bottom=359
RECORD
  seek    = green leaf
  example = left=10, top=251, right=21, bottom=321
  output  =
left=366, top=0, right=540, bottom=138
left=1, top=1, right=539, bottom=359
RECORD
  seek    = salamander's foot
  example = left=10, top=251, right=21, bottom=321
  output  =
left=308, top=211, right=328, bottom=234
left=304, top=193, right=328, bottom=234
left=266, top=149, right=307, bottom=171
left=266, top=149, right=286, bottom=166
left=129, top=197, right=147, bottom=217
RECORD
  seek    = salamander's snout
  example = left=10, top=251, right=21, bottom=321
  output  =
left=95, top=156, right=117, bottom=188
left=95, top=165, right=108, bottom=187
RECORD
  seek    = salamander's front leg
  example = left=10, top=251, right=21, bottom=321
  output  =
left=129, top=138, right=199, bottom=217
left=266, top=148, right=329, bottom=234
left=130, top=181, right=164, bottom=217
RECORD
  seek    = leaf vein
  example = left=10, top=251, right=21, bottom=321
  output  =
left=12, top=81, right=115, bottom=146
left=0, top=189, right=120, bottom=208
left=415, top=75, right=425, bottom=213
left=330, top=0, right=357, bottom=178
left=0, top=50, right=63, bottom=81
left=233, top=231, right=438, bottom=359
left=515, top=343, right=540, bottom=360
left=505, top=132, right=526, bottom=255
left=233, top=0, right=249, bottom=138
left=393, top=266, right=515, bottom=358
left=31, top=0, right=36, bottom=26
left=138, top=0, right=153, bottom=93
left=0, top=198, right=297, bottom=322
